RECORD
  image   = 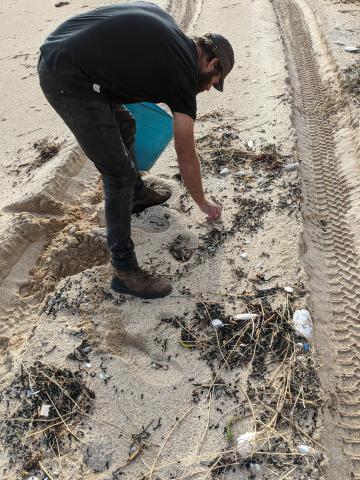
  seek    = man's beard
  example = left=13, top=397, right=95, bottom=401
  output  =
left=197, top=68, right=217, bottom=93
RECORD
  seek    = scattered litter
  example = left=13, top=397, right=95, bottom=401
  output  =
left=39, top=403, right=50, bottom=417
left=293, top=309, right=313, bottom=339
left=240, top=252, right=247, bottom=259
left=55, top=1, right=70, bottom=6
left=284, top=286, right=293, bottom=293
left=247, top=139, right=255, bottom=149
left=237, top=431, right=257, bottom=456
left=234, top=313, right=258, bottom=321
left=211, top=319, right=225, bottom=328
left=151, top=361, right=169, bottom=370
left=2, top=362, right=95, bottom=469
left=284, top=162, right=299, bottom=171
left=220, top=167, right=230, bottom=175
left=25, top=388, right=38, bottom=398
left=85, top=362, right=92, bottom=368
left=303, top=342, right=311, bottom=352
left=297, top=444, right=316, bottom=455
left=344, top=46, right=360, bottom=53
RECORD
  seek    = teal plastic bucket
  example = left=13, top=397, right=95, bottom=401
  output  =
left=124, top=102, right=173, bottom=171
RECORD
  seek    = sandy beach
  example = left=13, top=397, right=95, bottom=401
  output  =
left=1, top=0, right=360, bottom=479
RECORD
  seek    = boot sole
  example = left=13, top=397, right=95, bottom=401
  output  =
left=132, top=192, right=172, bottom=214
left=111, top=277, right=172, bottom=299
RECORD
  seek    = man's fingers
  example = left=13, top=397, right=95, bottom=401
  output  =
left=206, top=207, right=222, bottom=222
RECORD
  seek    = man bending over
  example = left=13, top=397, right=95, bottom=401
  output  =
left=38, top=1, right=234, bottom=299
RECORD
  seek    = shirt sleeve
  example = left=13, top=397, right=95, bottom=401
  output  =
left=167, top=82, right=197, bottom=120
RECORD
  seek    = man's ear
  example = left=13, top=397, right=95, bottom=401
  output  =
left=207, top=57, right=219, bottom=71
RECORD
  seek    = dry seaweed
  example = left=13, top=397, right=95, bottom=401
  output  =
left=160, top=295, right=324, bottom=479
left=1, top=362, right=95, bottom=475
left=33, top=138, right=62, bottom=166
left=232, top=197, right=273, bottom=234
left=344, top=60, right=360, bottom=104
left=197, top=126, right=285, bottom=181
left=195, top=227, right=230, bottom=261
left=168, top=234, right=193, bottom=262
left=276, top=179, right=302, bottom=215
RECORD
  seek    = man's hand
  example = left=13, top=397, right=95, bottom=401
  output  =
left=173, top=112, right=222, bottom=221
left=198, top=198, right=222, bottom=221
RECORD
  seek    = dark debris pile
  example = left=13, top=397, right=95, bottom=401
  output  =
left=178, top=299, right=295, bottom=376
left=197, top=126, right=285, bottom=182
left=33, top=137, right=62, bottom=166
left=232, top=197, right=273, bottom=234
left=276, top=179, right=302, bottom=216
left=195, top=227, right=230, bottom=261
left=168, top=234, right=194, bottom=262
left=162, top=295, right=324, bottom=479
left=344, top=60, right=360, bottom=103
left=1, top=362, right=95, bottom=475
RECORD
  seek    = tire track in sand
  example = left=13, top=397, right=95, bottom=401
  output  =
left=167, top=0, right=203, bottom=34
left=273, top=0, right=360, bottom=476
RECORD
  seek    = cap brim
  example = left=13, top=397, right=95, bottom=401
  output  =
left=214, top=77, right=224, bottom=92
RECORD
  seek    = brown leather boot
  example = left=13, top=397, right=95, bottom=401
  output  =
left=132, top=184, right=172, bottom=214
left=111, top=266, right=172, bottom=299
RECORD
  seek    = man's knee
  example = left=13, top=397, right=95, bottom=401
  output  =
left=101, top=166, right=137, bottom=198
left=114, top=108, right=136, bottom=147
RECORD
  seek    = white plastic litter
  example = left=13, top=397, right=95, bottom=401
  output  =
left=250, top=463, right=262, bottom=473
left=284, top=286, right=293, bottom=293
left=293, top=309, right=313, bottom=340
left=220, top=167, right=229, bottom=176
left=85, top=362, right=92, bottom=368
left=240, top=252, right=247, bottom=259
left=298, top=444, right=316, bottom=455
left=39, top=403, right=50, bottom=417
left=237, top=431, right=257, bottom=456
left=284, top=162, right=299, bottom=171
left=344, top=46, right=360, bottom=53
left=212, top=319, right=224, bottom=328
left=234, top=170, right=247, bottom=177
left=235, top=313, right=259, bottom=321
left=247, top=139, right=255, bottom=149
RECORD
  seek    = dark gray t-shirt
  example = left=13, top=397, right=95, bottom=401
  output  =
left=40, top=2, right=198, bottom=119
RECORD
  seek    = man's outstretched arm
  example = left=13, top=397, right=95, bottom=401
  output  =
left=173, top=112, right=221, bottom=221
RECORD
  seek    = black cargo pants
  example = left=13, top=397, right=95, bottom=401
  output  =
left=38, top=55, right=145, bottom=271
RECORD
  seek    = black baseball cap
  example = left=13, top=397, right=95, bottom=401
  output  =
left=204, top=33, right=235, bottom=92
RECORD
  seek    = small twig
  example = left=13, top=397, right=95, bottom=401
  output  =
left=279, top=466, right=297, bottom=479
left=39, top=461, right=55, bottom=480
left=45, top=392, right=82, bottom=442
left=147, top=406, right=195, bottom=479
left=179, top=393, right=213, bottom=480
left=25, top=414, right=74, bottom=438
left=16, top=127, right=42, bottom=137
